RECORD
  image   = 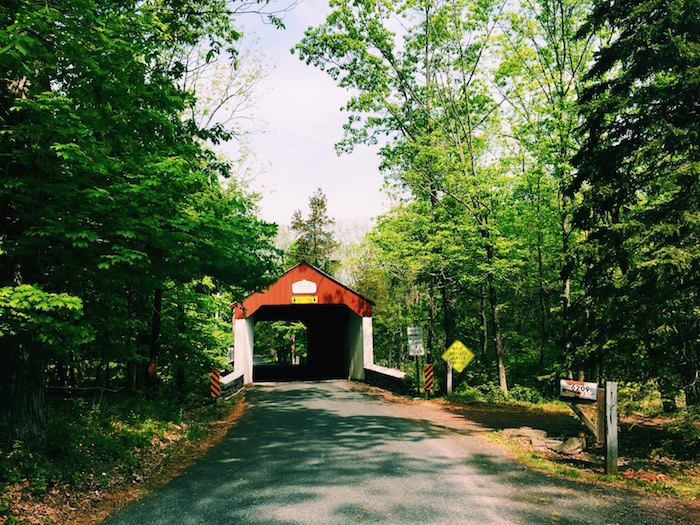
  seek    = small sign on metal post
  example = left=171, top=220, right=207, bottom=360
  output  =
left=407, top=327, right=425, bottom=356
left=407, top=327, right=424, bottom=395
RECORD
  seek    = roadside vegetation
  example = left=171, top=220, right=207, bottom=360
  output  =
left=1, top=389, right=243, bottom=525
left=445, top=382, right=700, bottom=501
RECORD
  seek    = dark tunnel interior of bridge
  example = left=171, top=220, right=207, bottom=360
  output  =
left=252, top=304, right=352, bottom=382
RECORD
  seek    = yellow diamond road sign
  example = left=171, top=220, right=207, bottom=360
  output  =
left=441, top=341, right=474, bottom=373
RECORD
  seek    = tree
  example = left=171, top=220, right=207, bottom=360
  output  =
left=571, top=0, right=699, bottom=405
left=296, top=0, right=516, bottom=392
left=289, top=188, right=338, bottom=274
left=495, top=0, right=598, bottom=370
left=0, top=0, right=280, bottom=443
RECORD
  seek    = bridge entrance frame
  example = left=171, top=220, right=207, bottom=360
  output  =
left=233, top=262, right=374, bottom=384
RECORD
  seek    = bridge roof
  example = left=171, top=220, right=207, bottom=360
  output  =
left=234, top=262, right=373, bottom=319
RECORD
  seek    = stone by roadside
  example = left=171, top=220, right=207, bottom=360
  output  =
left=503, top=426, right=591, bottom=459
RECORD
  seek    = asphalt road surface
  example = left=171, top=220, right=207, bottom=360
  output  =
left=100, top=381, right=696, bottom=525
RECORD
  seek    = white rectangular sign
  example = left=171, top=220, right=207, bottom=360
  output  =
left=407, top=327, right=425, bottom=356
left=292, top=279, right=317, bottom=294
left=559, top=380, right=598, bottom=403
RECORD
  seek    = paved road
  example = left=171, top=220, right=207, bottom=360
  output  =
left=100, top=381, right=696, bottom=525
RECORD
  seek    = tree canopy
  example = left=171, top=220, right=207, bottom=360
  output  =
left=298, top=0, right=698, bottom=407
left=289, top=187, right=338, bottom=274
left=0, top=0, right=281, bottom=442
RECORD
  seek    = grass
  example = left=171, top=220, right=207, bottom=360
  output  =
left=0, top=388, right=242, bottom=523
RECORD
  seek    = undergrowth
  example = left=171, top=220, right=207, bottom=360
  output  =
left=0, top=388, right=230, bottom=501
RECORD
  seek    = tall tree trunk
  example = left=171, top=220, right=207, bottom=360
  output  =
left=559, top=190, right=572, bottom=356
left=480, top=285, right=489, bottom=381
left=0, top=333, right=47, bottom=444
left=69, top=349, right=76, bottom=388
left=536, top=174, right=546, bottom=368
left=484, top=231, right=508, bottom=394
left=442, top=284, right=456, bottom=349
left=428, top=274, right=435, bottom=363
left=175, top=303, right=186, bottom=392
left=682, top=340, right=699, bottom=407
left=488, top=278, right=508, bottom=394
left=145, top=288, right=163, bottom=391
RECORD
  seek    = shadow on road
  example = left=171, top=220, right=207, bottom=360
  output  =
left=100, top=382, right=698, bottom=525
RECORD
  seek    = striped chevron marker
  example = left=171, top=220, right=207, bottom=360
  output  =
left=210, top=370, right=221, bottom=399
left=424, top=364, right=434, bottom=392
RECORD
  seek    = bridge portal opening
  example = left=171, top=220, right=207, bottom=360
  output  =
left=233, top=263, right=374, bottom=384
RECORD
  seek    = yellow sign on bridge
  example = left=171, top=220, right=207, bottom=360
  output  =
left=292, top=295, right=318, bottom=304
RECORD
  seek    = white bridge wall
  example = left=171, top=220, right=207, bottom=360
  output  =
left=233, top=314, right=374, bottom=384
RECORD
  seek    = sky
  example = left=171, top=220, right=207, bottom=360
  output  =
left=222, top=0, right=390, bottom=227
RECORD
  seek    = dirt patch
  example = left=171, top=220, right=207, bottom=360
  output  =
left=444, top=400, right=586, bottom=437
left=3, top=396, right=247, bottom=525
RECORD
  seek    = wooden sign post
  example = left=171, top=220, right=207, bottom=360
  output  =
left=560, top=379, right=618, bottom=475
left=605, top=382, right=618, bottom=475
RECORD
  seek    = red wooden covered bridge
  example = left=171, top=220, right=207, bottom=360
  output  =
left=231, top=262, right=379, bottom=384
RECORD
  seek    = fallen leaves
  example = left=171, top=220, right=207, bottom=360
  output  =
left=621, top=469, right=669, bottom=483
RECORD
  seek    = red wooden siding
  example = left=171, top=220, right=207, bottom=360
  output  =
left=234, top=262, right=372, bottom=319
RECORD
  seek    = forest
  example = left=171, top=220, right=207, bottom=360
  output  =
left=295, top=0, right=699, bottom=412
left=0, top=0, right=697, bottom=486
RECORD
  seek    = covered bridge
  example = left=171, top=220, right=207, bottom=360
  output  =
left=232, top=262, right=376, bottom=384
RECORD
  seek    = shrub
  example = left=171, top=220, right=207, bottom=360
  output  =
left=508, top=385, right=544, bottom=404
left=477, top=383, right=508, bottom=403
left=618, top=382, right=663, bottom=416
left=453, top=383, right=483, bottom=402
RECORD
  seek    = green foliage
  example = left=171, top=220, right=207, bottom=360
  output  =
left=452, top=381, right=545, bottom=404
left=0, top=392, right=233, bottom=496
left=289, top=188, right=338, bottom=274
left=255, top=321, right=308, bottom=365
left=666, top=408, right=700, bottom=456
left=0, top=0, right=281, bottom=441
left=571, top=0, right=699, bottom=404
left=618, top=382, right=664, bottom=416
left=507, top=384, right=545, bottom=404
left=0, top=285, right=93, bottom=351
left=476, top=382, right=509, bottom=403
left=626, top=479, right=681, bottom=498
left=452, top=383, right=484, bottom=402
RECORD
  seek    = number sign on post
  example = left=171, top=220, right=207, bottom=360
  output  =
left=407, top=327, right=425, bottom=356
left=560, top=379, right=618, bottom=474
left=559, top=379, right=598, bottom=403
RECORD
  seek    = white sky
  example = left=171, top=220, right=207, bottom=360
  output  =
left=223, top=0, right=389, bottom=227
